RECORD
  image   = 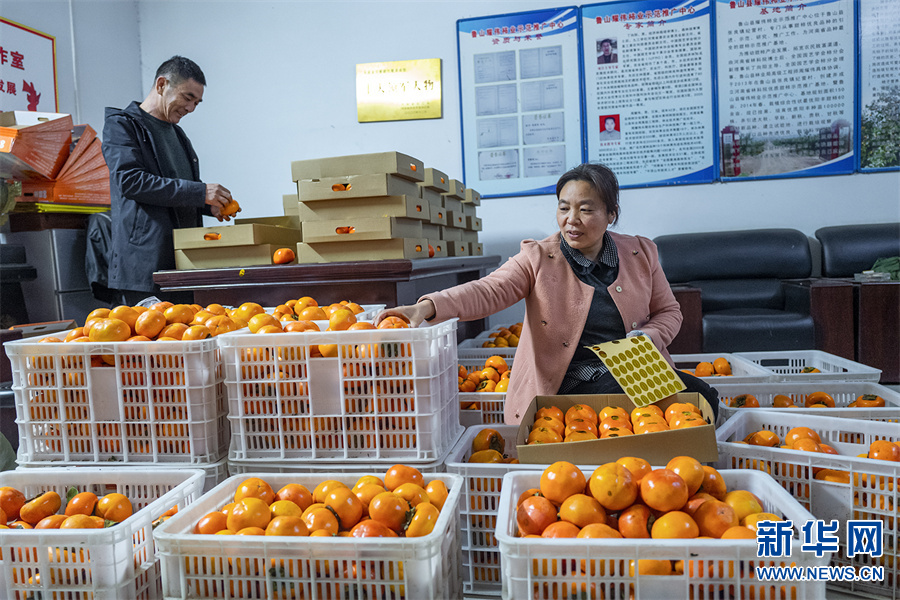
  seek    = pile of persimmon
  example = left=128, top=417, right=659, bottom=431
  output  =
left=526, top=401, right=707, bottom=445
left=39, top=302, right=242, bottom=349
left=466, top=427, right=519, bottom=464
left=0, top=485, right=139, bottom=530
left=737, top=426, right=900, bottom=462
left=479, top=323, right=522, bottom=348
left=516, top=458, right=780, bottom=549
left=459, top=355, right=510, bottom=393
left=190, top=465, right=448, bottom=540
left=737, top=391, right=886, bottom=409
left=682, top=357, right=732, bottom=377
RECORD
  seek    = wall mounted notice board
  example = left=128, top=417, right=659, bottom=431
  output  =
left=458, top=0, right=899, bottom=197
left=457, top=7, right=585, bottom=198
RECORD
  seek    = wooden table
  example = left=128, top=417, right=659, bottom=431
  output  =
left=154, top=255, right=501, bottom=341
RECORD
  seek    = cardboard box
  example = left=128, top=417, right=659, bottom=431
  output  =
left=444, top=179, right=466, bottom=200
left=298, top=195, right=430, bottom=222
left=421, top=167, right=450, bottom=193
left=175, top=245, right=281, bottom=270
left=291, top=151, right=424, bottom=183
left=298, top=173, right=421, bottom=202
left=283, top=193, right=299, bottom=215
left=428, top=206, right=448, bottom=226
left=296, top=238, right=428, bottom=263
left=466, top=216, right=483, bottom=231
left=461, top=229, right=479, bottom=243
left=446, top=240, right=470, bottom=257
left=468, top=242, right=483, bottom=256
left=421, top=223, right=442, bottom=240
left=173, top=223, right=303, bottom=250
left=447, top=210, right=466, bottom=229
left=440, top=226, right=462, bottom=242
left=234, top=215, right=302, bottom=229
left=441, top=196, right=463, bottom=214
left=515, top=393, right=718, bottom=465
left=429, top=240, right=448, bottom=258
left=419, top=186, right=443, bottom=205
left=462, top=203, right=477, bottom=218
left=301, top=217, right=422, bottom=244
left=418, top=188, right=447, bottom=225
left=464, top=188, right=482, bottom=205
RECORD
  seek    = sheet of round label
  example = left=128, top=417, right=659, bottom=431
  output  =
left=587, top=335, right=686, bottom=407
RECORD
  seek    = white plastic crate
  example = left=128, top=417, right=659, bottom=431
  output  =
left=6, top=334, right=228, bottom=464
left=0, top=467, right=203, bottom=600
left=154, top=472, right=463, bottom=600
left=496, top=469, right=828, bottom=600
left=457, top=355, right=513, bottom=427
left=716, top=410, right=900, bottom=598
left=445, top=425, right=604, bottom=597
left=671, top=352, right=772, bottom=384
left=226, top=427, right=463, bottom=476
left=715, top=381, right=900, bottom=426
left=458, top=338, right=517, bottom=359
left=16, top=459, right=228, bottom=494
left=735, top=350, right=882, bottom=382
left=219, top=320, right=462, bottom=462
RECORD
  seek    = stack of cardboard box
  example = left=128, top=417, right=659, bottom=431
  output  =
left=291, top=152, right=482, bottom=263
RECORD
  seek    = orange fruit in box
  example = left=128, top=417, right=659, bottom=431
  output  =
left=273, top=248, right=295, bottom=264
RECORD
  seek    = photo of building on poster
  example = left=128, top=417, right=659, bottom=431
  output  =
left=716, top=0, right=856, bottom=179
left=859, top=0, right=900, bottom=170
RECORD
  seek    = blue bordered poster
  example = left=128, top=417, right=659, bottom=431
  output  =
left=581, top=0, right=717, bottom=188
left=858, top=0, right=900, bottom=172
left=458, top=7, right=584, bottom=197
left=715, top=0, right=856, bottom=180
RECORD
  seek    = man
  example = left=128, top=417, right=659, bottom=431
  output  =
left=102, top=56, right=234, bottom=305
left=598, top=116, right=621, bottom=140
left=597, top=39, right=617, bottom=64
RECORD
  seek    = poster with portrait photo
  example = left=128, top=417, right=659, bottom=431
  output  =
left=598, top=114, right=621, bottom=141
left=596, top=37, right=618, bottom=64
left=581, top=0, right=715, bottom=188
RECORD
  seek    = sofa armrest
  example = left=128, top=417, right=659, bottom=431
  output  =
left=669, top=285, right=702, bottom=354
left=783, top=278, right=855, bottom=359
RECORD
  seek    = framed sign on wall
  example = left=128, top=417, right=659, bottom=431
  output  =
left=0, top=18, right=58, bottom=113
left=458, top=6, right=584, bottom=198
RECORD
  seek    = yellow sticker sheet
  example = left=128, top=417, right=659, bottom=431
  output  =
left=586, top=335, right=685, bottom=407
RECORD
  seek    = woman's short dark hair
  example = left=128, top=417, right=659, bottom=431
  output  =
left=556, top=163, right=620, bottom=224
left=155, top=56, right=206, bottom=86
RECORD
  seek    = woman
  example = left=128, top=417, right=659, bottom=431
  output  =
left=376, top=163, right=717, bottom=424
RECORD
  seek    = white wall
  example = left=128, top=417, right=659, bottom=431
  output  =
left=5, top=0, right=899, bottom=325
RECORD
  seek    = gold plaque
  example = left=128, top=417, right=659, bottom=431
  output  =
left=356, top=58, right=442, bottom=123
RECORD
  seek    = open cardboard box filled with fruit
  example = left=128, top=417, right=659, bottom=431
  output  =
left=515, top=393, right=718, bottom=465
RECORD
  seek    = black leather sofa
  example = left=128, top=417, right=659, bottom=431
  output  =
left=654, top=229, right=815, bottom=353
left=815, top=222, right=900, bottom=277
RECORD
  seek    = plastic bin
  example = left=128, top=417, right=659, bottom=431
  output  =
left=6, top=334, right=228, bottom=464
left=226, top=427, right=463, bottom=476
left=458, top=355, right=514, bottom=426
left=716, top=410, right=900, bottom=598
left=445, top=425, right=602, bottom=597
left=458, top=337, right=517, bottom=359
left=671, top=353, right=772, bottom=384
left=153, top=472, right=463, bottom=600
left=715, top=381, right=900, bottom=426
left=496, top=469, right=828, bottom=600
left=219, top=320, right=462, bottom=462
left=0, top=467, right=203, bottom=600
left=734, top=350, right=882, bottom=382
left=16, top=459, right=228, bottom=494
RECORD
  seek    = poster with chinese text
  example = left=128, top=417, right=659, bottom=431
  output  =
left=0, top=18, right=58, bottom=112
left=582, top=0, right=716, bottom=188
left=715, top=0, right=855, bottom=180
left=458, top=7, right=584, bottom=197
left=858, top=0, right=899, bottom=171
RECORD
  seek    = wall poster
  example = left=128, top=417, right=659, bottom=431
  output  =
left=0, top=18, right=58, bottom=112
left=858, top=0, right=900, bottom=171
left=715, top=0, right=856, bottom=180
left=458, top=7, right=584, bottom=197
left=581, top=0, right=716, bottom=188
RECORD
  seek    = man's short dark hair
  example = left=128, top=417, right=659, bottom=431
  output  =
left=600, top=39, right=613, bottom=47
left=155, top=56, right=206, bottom=87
